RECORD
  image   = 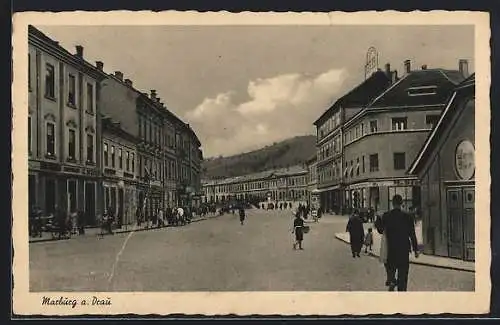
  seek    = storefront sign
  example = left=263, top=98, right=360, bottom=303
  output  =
left=455, top=140, right=475, bottom=180
left=63, top=166, right=81, bottom=174
left=40, top=161, right=61, bottom=171
left=84, top=168, right=99, bottom=177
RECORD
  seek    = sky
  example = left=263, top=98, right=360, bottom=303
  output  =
left=37, top=25, right=474, bottom=158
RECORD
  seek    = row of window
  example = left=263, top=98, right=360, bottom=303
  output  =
left=137, top=116, right=198, bottom=159
left=317, top=152, right=407, bottom=183
left=318, top=111, right=341, bottom=140
left=102, top=142, right=135, bottom=172
left=318, top=135, right=341, bottom=162
left=344, top=115, right=440, bottom=145
left=28, top=117, right=96, bottom=162
left=29, top=57, right=95, bottom=113
left=211, top=178, right=307, bottom=194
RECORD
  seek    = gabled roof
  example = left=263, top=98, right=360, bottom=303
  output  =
left=408, top=74, right=475, bottom=175
left=314, top=70, right=392, bottom=126
left=368, top=69, right=466, bottom=108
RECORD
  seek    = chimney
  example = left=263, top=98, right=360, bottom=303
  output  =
left=75, top=45, right=83, bottom=58
left=421, top=64, right=428, bottom=70
left=384, top=63, right=391, bottom=77
left=95, top=61, right=104, bottom=71
left=114, top=71, right=123, bottom=81
left=459, top=59, right=469, bottom=77
left=124, top=78, right=133, bottom=87
left=404, top=59, right=411, bottom=74
left=150, top=90, right=157, bottom=100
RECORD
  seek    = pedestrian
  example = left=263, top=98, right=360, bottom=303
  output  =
left=106, top=206, right=114, bottom=235
left=375, top=214, right=391, bottom=286
left=177, top=206, right=184, bottom=225
left=77, top=209, right=85, bottom=235
left=291, top=211, right=304, bottom=250
left=238, top=206, right=246, bottom=225
left=364, top=227, right=374, bottom=253
left=136, top=206, right=142, bottom=227
left=346, top=210, right=364, bottom=258
left=379, top=194, right=419, bottom=292
left=158, top=208, right=164, bottom=228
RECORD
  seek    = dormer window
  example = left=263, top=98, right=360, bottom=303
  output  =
left=407, top=86, right=437, bottom=96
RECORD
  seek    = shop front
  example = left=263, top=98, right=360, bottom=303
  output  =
left=345, top=178, right=420, bottom=215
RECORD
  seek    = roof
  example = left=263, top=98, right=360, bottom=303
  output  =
left=368, top=69, right=466, bottom=108
left=202, top=165, right=308, bottom=186
left=28, top=25, right=107, bottom=81
left=314, top=70, right=392, bottom=126
left=408, top=74, right=475, bottom=175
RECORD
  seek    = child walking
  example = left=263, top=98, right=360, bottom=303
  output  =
left=364, top=228, right=374, bottom=253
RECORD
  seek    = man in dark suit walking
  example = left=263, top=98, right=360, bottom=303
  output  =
left=380, top=194, right=419, bottom=291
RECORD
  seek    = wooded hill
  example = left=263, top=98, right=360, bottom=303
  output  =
left=202, top=135, right=316, bottom=180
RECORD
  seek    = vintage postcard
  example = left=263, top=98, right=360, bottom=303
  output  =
left=12, top=11, right=490, bottom=316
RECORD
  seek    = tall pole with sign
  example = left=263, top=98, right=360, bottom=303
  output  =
left=364, top=46, right=379, bottom=80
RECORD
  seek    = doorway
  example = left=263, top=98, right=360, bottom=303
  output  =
left=84, top=182, right=96, bottom=225
left=29, top=175, right=36, bottom=209
left=446, top=186, right=475, bottom=261
left=45, top=178, right=56, bottom=214
left=118, top=188, right=124, bottom=226
left=67, top=179, right=77, bottom=213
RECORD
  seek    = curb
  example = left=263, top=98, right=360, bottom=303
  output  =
left=334, top=234, right=475, bottom=273
left=29, top=215, right=221, bottom=244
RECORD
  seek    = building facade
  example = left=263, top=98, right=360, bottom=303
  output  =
left=202, top=166, right=308, bottom=206
left=101, top=117, right=139, bottom=226
left=28, top=26, right=107, bottom=225
left=342, top=60, right=467, bottom=214
left=99, top=69, right=203, bottom=217
left=305, top=155, right=318, bottom=207
left=313, top=70, right=394, bottom=214
left=409, top=74, right=475, bottom=261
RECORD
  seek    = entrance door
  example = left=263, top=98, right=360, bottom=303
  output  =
left=118, top=188, right=124, bottom=226
left=84, top=182, right=96, bottom=226
left=67, top=179, right=77, bottom=213
left=446, top=186, right=475, bottom=261
left=462, top=187, right=475, bottom=261
left=29, top=175, right=36, bottom=208
left=447, top=188, right=463, bottom=259
left=45, top=178, right=56, bottom=214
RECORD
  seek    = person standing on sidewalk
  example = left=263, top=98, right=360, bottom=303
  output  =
left=379, top=194, right=419, bottom=291
left=346, top=210, right=364, bottom=258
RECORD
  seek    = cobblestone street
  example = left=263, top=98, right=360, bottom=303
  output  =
left=29, top=209, right=474, bottom=292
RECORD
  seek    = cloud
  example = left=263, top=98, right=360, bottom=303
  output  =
left=185, top=68, right=348, bottom=157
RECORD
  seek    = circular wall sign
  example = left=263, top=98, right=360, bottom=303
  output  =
left=455, top=140, right=475, bottom=180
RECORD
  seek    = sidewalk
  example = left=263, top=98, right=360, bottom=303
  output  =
left=29, top=214, right=221, bottom=244
left=334, top=222, right=475, bottom=273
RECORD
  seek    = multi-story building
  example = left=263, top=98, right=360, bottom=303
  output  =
left=305, top=154, right=318, bottom=206
left=408, top=74, right=475, bottom=261
left=202, top=166, right=308, bottom=205
left=28, top=26, right=107, bottom=225
left=313, top=69, right=393, bottom=214
left=101, top=117, right=138, bottom=226
left=342, top=60, right=468, bottom=213
left=99, top=68, right=203, bottom=218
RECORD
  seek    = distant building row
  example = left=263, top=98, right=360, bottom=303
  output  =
left=202, top=165, right=309, bottom=205
left=28, top=25, right=203, bottom=227
left=313, top=56, right=475, bottom=262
